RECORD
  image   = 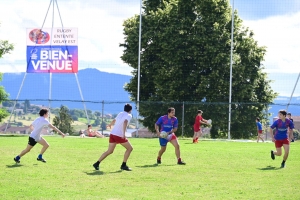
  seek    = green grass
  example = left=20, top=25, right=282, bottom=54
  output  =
left=0, top=136, right=299, bottom=200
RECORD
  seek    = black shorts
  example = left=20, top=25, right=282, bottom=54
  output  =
left=28, top=137, right=37, bottom=146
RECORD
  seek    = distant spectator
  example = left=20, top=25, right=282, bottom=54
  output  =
left=256, top=117, right=264, bottom=143
left=86, top=125, right=104, bottom=138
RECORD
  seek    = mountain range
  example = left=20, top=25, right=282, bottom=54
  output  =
left=0, top=68, right=299, bottom=118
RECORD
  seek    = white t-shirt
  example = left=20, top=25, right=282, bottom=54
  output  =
left=29, top=117, right=50, bottom=141
left=111, top=112, right=132, bottom=137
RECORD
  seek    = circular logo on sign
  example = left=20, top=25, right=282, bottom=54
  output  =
left=29, top=29, right=50, bottom=44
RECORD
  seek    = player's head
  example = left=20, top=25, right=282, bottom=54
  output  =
left=39, top=108, right=49, bottom=117
left=287, top=112, right=292, bottom=118
left=124, top=103, right=132, bottom=113
left=197, top=110, right=203, bottom=115
left=278, top=110, right=287, bottom=119
left=88, top=124, right=92, bottom=128
left=167, top=107, right=175, bottom=117
left=256, top=117, right=260, bottom=122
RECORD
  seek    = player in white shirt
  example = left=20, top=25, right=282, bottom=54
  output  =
left=93, top=104, right=133, bottom=171
left=14, top=108, right=65, bottom=163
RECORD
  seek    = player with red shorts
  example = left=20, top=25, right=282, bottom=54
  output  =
left=193, top=110, right=209, bottom=143
left=270, top=110, right=294, bottom=168
left=92, top=104, right=133, bottom=171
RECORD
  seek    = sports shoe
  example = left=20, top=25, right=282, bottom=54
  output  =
left=37, top=158, right=46, bottom=163
left=157, top=159, right=161, bottom=164
left=270, top=150, right=275, bottom=160
left=120, top=165, right=132, bottom=171
left=14, top=157, right=20, bottom=163
left=281, top=163, right=285, bottom=168
left=177, top=161, right=186, bottom=165
left=93, top=163, right=99, bottom=170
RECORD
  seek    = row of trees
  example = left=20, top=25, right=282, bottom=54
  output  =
left=0, top=22, right=14, bottom=122
left=120, top=0, right=277, bottom=138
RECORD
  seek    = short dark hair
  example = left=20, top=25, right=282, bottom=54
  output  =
left=124, top=103, right=132, bottom=112
left=39, top=108, right=48, bottom=116
left=256, top=117, right=260, bottom=122
left=197, top=110, right=203, bottom=114
left=287, top=113, right=292, bottom=116
left=88, top=124, right=92, bottom=128
left=279, top=110, right=287, bottom=116
left=167, top=107, right=175, bottom=113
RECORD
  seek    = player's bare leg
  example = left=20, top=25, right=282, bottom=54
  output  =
left=170, top=139, right=185, bottom=165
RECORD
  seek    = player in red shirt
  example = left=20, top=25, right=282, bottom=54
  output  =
left=193, top=110, right=210, bottom=143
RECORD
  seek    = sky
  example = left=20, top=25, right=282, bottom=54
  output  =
left=0, top=0, right=299, bottom=96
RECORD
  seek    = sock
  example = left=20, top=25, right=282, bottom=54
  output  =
left=38, top=154, right=43, bottom=159
left=95, top=161, right=100, bottom=166
left=122, top=162, right=126, bottom=167
left=178, top=158, right=181, bottom=163
left=282, top=160, right=286, bottom=164
left=16, top=155, right=20, bottom=160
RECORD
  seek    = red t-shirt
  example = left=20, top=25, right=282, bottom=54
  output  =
left=194, top=115, right=203, bottom=127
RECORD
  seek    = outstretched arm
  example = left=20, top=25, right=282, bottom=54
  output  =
left=107, top=119, right=116, bottom=129
left=48, top=124, right=65, bottom=137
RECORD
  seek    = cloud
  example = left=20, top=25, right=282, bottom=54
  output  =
left=243, top=11, right=300, bottom=74
left=0, top=0, right=139, bottom=75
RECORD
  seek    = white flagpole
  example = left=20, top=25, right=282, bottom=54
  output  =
left=228, top=0, right=234, bottom=140
left=136, top=0, right=142, bottom=137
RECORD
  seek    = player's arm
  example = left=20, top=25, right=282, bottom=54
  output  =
left=48, top=124, right=65, bottom=137
left=200, top=119, right=209, bottom=125
left=107, top=119, right=116, bottom=129
left=269, top=127, right=275, bottom=141
left=289, top=128, right=294, bottom=141
left=168, top=127, right=177, bottom=134
left=122, top=119, right=128, bottom=138
left=29, top=124, right=34, bottom=131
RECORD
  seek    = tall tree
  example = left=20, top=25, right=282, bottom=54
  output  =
left=120, top=0, right=277, bottom=138
left=0, top=23, right=14, bottom=122
left=53, top=105, right=74, bottom=134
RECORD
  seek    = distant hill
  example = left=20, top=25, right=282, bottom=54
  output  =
left=0, top=69, right=299, bottom=118
left=270, top=96, right=300, bottom=118
left=0, top=68, right=135, bottom=114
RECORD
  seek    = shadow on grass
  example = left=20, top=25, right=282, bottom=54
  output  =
left=135, top=164, right=159, bottom=168
left=84, top=171, right=104, bottom=176
left=109, top=170, right=122, bottom=174
left=136, top=163, right=176, bottom=168
left=84, top=170, right=123, bottom=175
left=6, top=164, right=23, bottom=168
left=257, top=165, right=279, bottom=171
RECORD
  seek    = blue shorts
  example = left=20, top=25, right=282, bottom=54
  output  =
left=159, top=138, right=169, bottom=146
left=159, top=133, right=177, bottom=146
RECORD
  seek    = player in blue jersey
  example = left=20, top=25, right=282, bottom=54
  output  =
left=256, top=117, right=264, bottom=143
left=155, top=107, right=186, bottom=165
left=269, top=110, right=294, bottom=168
left=287, top=113, right=294, bottom=142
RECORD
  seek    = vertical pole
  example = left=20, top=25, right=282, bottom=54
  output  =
left=286, top=72, right=300, bottom=112
left=102, top=100, right=104, bottom=135
left=136, top=0, right=142, bottom=137
left=48, top=0, right=54, bottom=133
left=74, top=73, right=90, bottom=124
left=4, top=73, right=27, bottom=132
left=228, top=0, right=234, bottom=140
left=181, top=101, right=185, bottom=137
